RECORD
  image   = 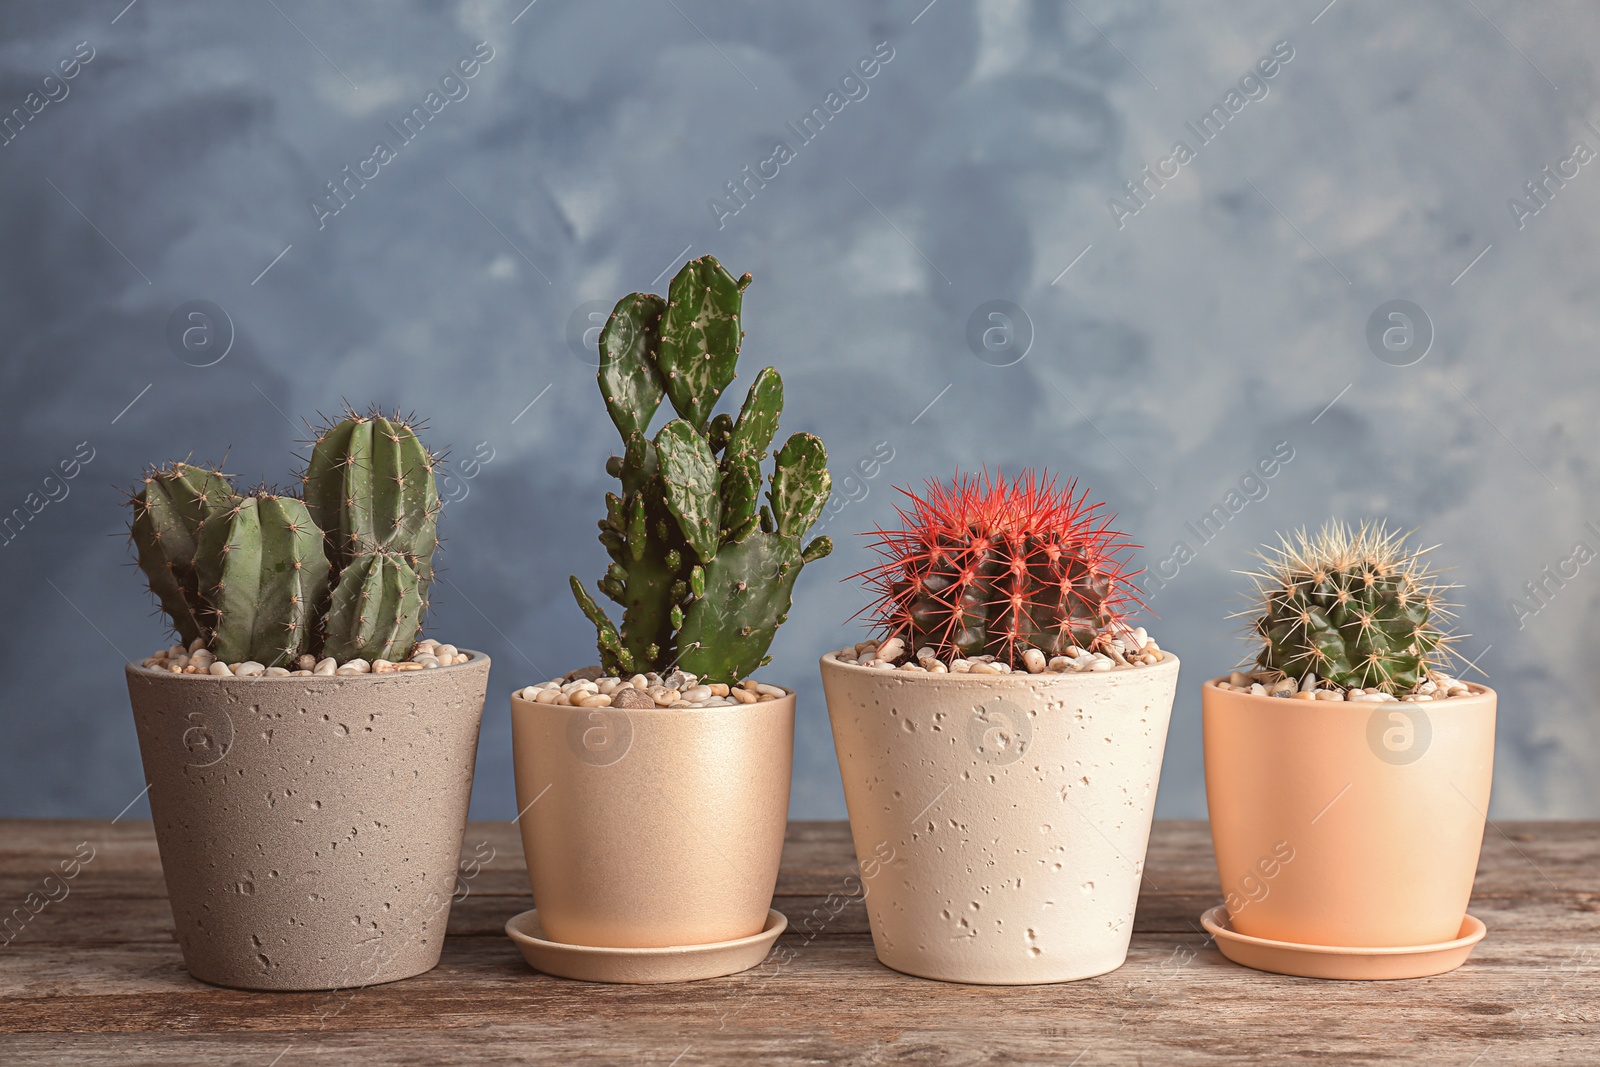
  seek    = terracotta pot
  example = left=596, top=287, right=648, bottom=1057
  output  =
left=821, top=652, right=1180, bottom=984
left=1202, top=679, right=1496, bottom=948
left=125, top=654, right=490, bottom=990
left=510, top=688, right=794, bottom=949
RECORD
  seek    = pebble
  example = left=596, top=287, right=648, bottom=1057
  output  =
left=836, top=629, right=1170, bottom=677
left=610, top=686, right=658, bottom=710
left=509, top=673, right=791, bottom=710
left=1213, top=666, right=1473, bottom=703
left=141, top=641, right=471, bottom=679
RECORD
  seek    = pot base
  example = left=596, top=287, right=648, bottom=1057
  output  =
left=874, top=954, right=1128, bottom=986
left=505, top=908, right=787, bottom=984
left=1201, top=906, right=1486, bottom=980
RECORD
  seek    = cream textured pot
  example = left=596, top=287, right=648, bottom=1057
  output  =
left=1202, top=679, right=1495, bottom=948
left=821, top=651, right=1179, bottom=984
left=510, top=690, right=794, bottom=949
left=125, top=654, right=490, bottom=991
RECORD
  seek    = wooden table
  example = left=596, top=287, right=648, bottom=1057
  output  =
left=1, top=820, right=1594, bottom=1064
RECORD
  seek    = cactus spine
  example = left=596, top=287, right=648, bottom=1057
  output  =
left=127, top=406, right=444, bottom=665
left=1242, top=520, right=1457, bottom=694
left=572, top=255, right=833, bottom=683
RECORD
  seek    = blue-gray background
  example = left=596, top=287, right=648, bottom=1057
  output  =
left=3, top=0, right=1595, bottom=821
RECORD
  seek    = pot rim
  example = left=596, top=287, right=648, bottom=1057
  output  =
left=820, top=648, right=1179, bottom=681
left=125, top=649, right=490, bottom=681
left=510, top=687, right=796, bottom=714
left=1201, top=674, right=1495, bottom=704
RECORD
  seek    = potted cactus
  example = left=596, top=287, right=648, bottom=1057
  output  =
left=1201, top=520, right=1494, bottom=980
left=123, top=408, right=490, bottom=991
left=819, top=472, right=1180, bottom=984
left=508, top=256, right=830, bottom=979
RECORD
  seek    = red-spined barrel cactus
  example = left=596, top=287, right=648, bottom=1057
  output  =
left=856, top=471, right=1144, bottom=667
left=1241, top=519, right=1457, bottom=694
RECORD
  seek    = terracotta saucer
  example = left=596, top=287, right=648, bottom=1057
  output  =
left=505, top=908, right=787, bottom=984
left=1200, top=906, right=1486, bottom=980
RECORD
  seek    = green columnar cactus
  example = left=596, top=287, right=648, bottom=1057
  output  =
left=1242, top=520, right=1457, bottom=693
left=128, top=462, right=236, bottom=647
left=194, top=491, right=331, bottom=667
left=571, top=255, right=833, bottom=683
left=303, top=409, right=441, bottom=572
left=303, top=407, right=442, bottom=660
left=321, top=549, right=426, bottom=662
left=127, top=406, right=445, bottom=666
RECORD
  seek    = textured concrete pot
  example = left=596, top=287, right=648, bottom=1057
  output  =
left=125, top=654, right=490, bottom=991
left=821, top=651, right=1180, bottom=984
left=1202, top=678, right=1495, bottom=948
left=510, top=688, right=794, bottom=950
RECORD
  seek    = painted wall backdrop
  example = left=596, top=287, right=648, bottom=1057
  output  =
left=2, top=0, right=1596, bottom=822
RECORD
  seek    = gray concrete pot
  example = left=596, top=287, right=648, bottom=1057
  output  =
left=125, top=653, right=489, bottom=991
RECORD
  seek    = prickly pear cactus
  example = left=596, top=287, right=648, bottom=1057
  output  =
left=572, top=255, right=833, bottom=683
left=128, top=462, right=236, bottom=646
left=1243, top=520, right=1456, bottom=693
left=194, top=490, right=331, bottom=667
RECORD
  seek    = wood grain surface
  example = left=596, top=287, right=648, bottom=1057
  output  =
left=0, top=819, right=1595, bottom=1065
